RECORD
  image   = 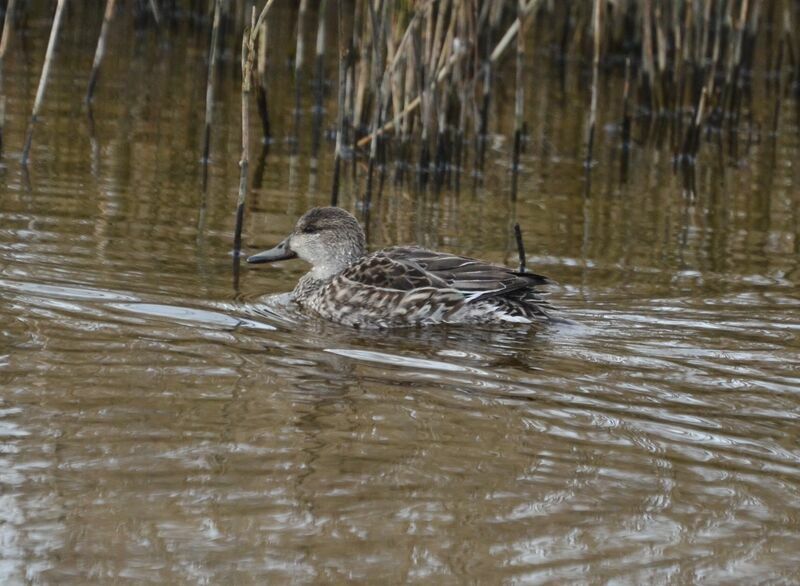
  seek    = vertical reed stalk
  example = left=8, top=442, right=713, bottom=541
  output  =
left=620, top=56, right=632, bottom=183
left=429, top=0, right=447, bottom=186
left=255, top=15, right=271, bottom=144
left=641, top=0, right=656, bottom=113
left=475, top=2, right=503, bottom=178
left=332, top=0, right=349, bottom=206
left=365, top=0, right=386, bottom=209
left=386, top=18, right=402, bottom=184
left=585, top=0, right=601, bottom=175
left=0, top=0, right=18, bottom=155
left=234, top=0, right=277, bottom=259
left=86, top=0, right=117, bottom=103
left=0, top=0, right=16, bottom=62
left=434, top=1, right=457, bottom=188
left=511, top=0, right=528, bottom=199
left=202, top=0, right=222, bottom=164
left=513, top=223, right=526, bottom=273
left=235, top=25, right=254, bottom=258
left=450, top=2, right=463, bottom=190
left=353, top=4, right=371, bottom=135
left=771, top=31, right=785, bottom=137
left=292, top=0, right=309, bottom=150
left=21, top=0, right=67, bottom=166
left=311, top=0, right=329, bottom=159
left=397, top=52, right=414, bottom=185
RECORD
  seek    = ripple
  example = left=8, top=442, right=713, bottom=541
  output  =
left=109, top=303, right=277, bottom=331
left=324, top=347, right=488, bottom=375
left=0, top=278, right=140, bottom=302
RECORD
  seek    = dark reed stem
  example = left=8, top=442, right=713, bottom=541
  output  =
left=475, top=5, right=495, bottom=178
left=620, top=56, right=632, bottom=183
left=332, top=0, right=349, bottom=206
left=346, top=0, right=361, bottom=182
left=365, top=0, right=387, bottom=208
left=202, top=0, right=222, bottom=164
left=513, top=223, right=526, bottom=273
left=255, top=15, right=271, bottom=144
left=584, top=0, right=601, bottom=175
left=235, top=21, right=253, bottom=259
left=311, top=0, right=328, bottom=160
left=86, top=0, right=117, bottom=104
left=292, top=0, right=309, bottom=152
left=511, top=0, right=529, bottom=199
left=21, top=0, right=66, bottom=166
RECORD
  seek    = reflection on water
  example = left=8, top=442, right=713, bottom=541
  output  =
left=1, top=5, right=800, bottom=584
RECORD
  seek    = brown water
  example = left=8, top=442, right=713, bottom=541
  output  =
left=2, top=6, right=800, bottom=584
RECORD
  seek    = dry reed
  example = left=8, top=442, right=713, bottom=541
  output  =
left=0, top=0, right=795, bottom=205
left=0, top=0, right=18, bottom=155
left=86, top=0, right=117, bottom=104
left=21, top=0, right=66, bottom=166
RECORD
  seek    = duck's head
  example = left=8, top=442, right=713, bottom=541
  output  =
left=247, top=207, right=366, bottom=279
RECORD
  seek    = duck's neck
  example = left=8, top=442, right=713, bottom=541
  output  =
left=293, top=272, right=325, bottom=299
left=293, top=254, right=358, bottom=300
left=293, top=238, right=365, bottom=300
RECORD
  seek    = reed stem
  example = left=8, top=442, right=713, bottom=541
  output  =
left=255, top=15, right=271, bottom=144
left=0, top=0, right=18, bottom=155
left=202, top=0, right=222, bottom=164
left=585, top=0, right=601, bottom=173
left=311, top=0, right=329, bottom=159
left=22, top=0, right=67, bottom=166
left=332, top=0, right=349, bottom=206
left=292, top=0, right=309, bottom=150
left=86, top=0, right=117, bottom=103
left=234, top=0, right=278, bottom=257
left=511, top=0, right=530, bottom=198
left=513, top=223, right=526, bottom=273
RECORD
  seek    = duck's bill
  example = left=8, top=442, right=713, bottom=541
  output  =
left=246, top=240, right=297, bottom=264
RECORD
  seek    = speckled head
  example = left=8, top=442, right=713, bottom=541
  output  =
left=247, top=207, right=366, bottom=280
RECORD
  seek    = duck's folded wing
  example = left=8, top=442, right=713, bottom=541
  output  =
left=339, top=251, right=452, bottom=291
left=384, top=247, right=553, bottom=300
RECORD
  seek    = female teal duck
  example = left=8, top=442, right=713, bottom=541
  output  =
left=247, top=207, right=557, bottom=328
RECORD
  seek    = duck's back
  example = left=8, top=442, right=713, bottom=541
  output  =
left=300, top=247, right=555, bottom=328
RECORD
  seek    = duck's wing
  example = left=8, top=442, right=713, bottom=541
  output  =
left=339, top=249, right=452, bottom=291
left=330, top=248, right=553, bottom=326
left=331, top=251, right=464, bottom=327
left=382, top=246, right=553, bottom=301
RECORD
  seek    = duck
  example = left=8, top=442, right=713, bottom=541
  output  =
left=246, top=207, right=558, bottom=328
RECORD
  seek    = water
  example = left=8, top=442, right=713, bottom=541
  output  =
left=2, top=6, right=800, bottom=584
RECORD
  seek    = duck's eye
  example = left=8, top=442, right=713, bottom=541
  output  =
left=302, top=225, right=321, bottom=234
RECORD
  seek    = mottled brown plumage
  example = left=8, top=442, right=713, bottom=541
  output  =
left=247, top=207, right=558, bottom=328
